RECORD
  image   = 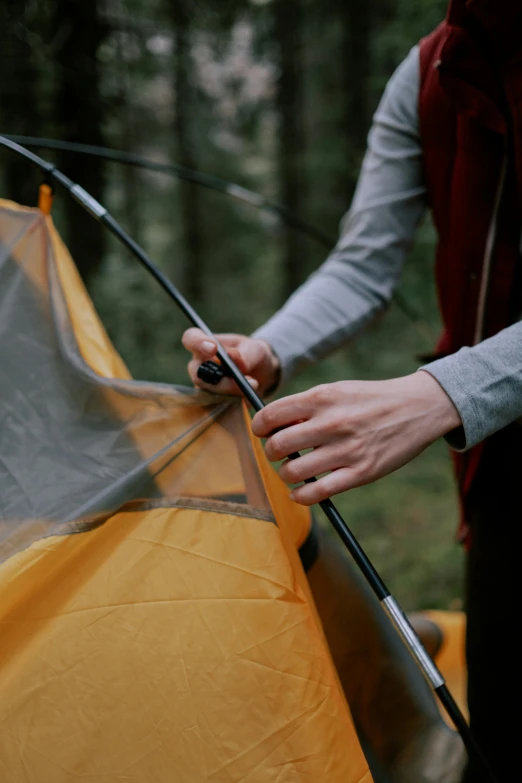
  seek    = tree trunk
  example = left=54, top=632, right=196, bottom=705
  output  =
left=274, top=0, right=307, bottom=302
left=0, top=0, right=44, bottom=206
left=171, top=1, right=203, bottom=303
left=115, top=21, right=142, bottom=245
left=53, top=0, right=107, bottom=285
left=338, top=0, right=373, bottom=203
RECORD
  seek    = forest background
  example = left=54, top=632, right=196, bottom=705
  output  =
left=0, top=0, right=464, bottom=612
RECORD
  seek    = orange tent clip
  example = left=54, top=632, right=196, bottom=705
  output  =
left=38, top=182, right=53, bottom=215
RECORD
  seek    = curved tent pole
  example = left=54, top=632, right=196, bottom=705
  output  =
left=2, top=133, right=436, bottom=344
left=2, top=134, right=333, bottom=249
left=0, top=134, right=496, bottom=782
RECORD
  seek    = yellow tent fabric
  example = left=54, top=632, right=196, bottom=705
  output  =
left=424, top=611, right=467, bottom=726
left=0, top=198, right=373, bottom=782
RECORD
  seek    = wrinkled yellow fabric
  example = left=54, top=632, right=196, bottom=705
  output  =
left=0, top=509, right=372, bottom=783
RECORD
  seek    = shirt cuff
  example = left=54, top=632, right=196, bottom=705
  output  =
left=251, top=324, right=300, bottom=390
left=418, top=358, right=483, bottom=452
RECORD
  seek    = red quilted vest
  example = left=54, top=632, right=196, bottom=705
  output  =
left=419, top=0, right=522, bottom=541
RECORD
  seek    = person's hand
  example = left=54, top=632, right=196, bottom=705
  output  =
left=251, top=371, right=462, bottom=505
left=182, top=328, right=280, bottom=396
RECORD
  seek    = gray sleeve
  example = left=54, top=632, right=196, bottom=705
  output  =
left=421, top=322, right=522, bottom=451
left=253, top=45, right=426, bottom=384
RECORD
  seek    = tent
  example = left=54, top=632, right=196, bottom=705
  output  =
left=0, top=197, right=466, bottom=782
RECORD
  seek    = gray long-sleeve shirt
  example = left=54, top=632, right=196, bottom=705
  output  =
left=254, top=45, right=522, bottom=452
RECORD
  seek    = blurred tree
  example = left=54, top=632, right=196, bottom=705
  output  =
left=0, top=0, right=46, bottom=206
left=53, top=0, right=108, bottom=284
left=170, top=0, right=203, bottom=303
left=338, top=0, right=373, bottom=202
left=273, top=0, right=308, bottom=301
left=113, top=6, right=143, bottom=244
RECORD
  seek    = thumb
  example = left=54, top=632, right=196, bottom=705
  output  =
left=231, top=340, right=268, bottom=376
left=226, top=347, right=248, bottom=375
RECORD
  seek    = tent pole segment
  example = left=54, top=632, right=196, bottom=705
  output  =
left=1, top=133, right=436, bottom=344
left=0, top=135, right=497, bottom=783
left=2, top=134, right=334, bottom=250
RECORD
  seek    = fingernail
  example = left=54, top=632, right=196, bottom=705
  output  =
left=202, top=341, right=215, bottom=354
left=289, top=492, right=295, bottom=501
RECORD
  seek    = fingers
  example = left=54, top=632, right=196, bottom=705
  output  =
left=183, top=329, right=242, bottom=395
left=251, top=392, right=315, bottom=437
left=225, top=347, right=246, bottom=375
left=278, top=445, right=345, bottom=484
left=290, top=467, right=361, bottom=506
left=183, top=329, right=272, bottom=396
left=182, top=328, right=217, bottom=359
left=263, top=421, right=323, bottom=461
left=182, top=329, right=244, bottom=358
left=187, top=357, right=258, bottom=395
left=235, top=340, right=271, bottom=375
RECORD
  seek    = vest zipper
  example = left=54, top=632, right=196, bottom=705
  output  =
left=473, top=152, right=508, bottom=345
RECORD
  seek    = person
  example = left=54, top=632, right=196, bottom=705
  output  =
left=183, top=1, right=522, bottom=780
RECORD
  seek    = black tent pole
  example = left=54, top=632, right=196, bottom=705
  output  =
left=0, top=135, right=497, bottom=782
left=1, top=133, right=436, bottom=344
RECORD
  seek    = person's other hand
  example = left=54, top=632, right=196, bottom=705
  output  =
left=182, top=328, right=280, bottom=396
left=251, top=371, right=461, bottom=505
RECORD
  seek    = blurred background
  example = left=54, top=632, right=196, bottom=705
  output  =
left=0, top=0, right=463, bottom=612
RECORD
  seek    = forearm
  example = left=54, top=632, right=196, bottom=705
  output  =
left=420, top=320, right=522, bottom=450
left=253, top=234, right=402, bottom=384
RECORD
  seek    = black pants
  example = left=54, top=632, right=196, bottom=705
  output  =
left=463, top=424, right=521, bottom=783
